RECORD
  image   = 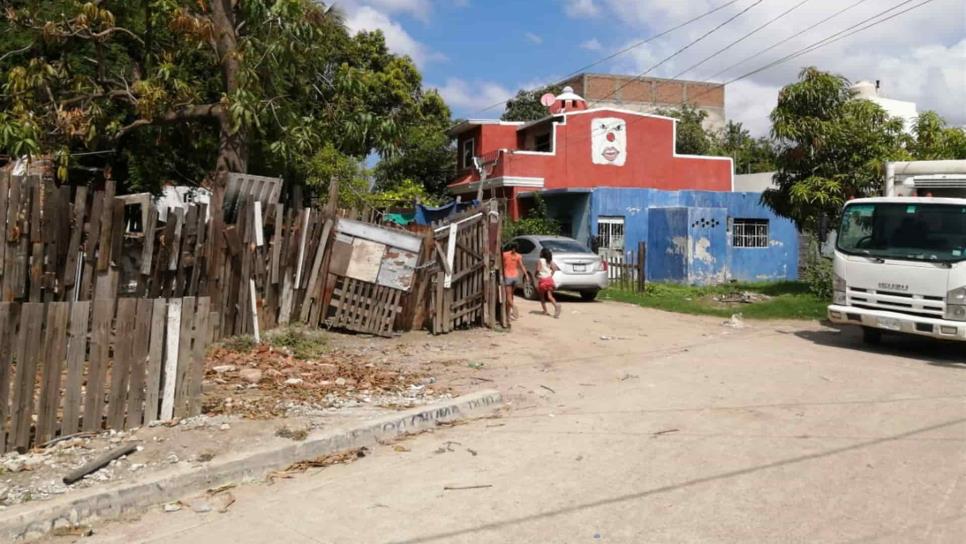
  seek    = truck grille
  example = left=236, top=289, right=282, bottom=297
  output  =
left=847, top=287, right=945, bottom=318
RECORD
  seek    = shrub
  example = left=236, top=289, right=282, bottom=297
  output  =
left=503, top=194, right=560, bottom=240
left=265, top=326, right=328, bottom=359
left=802, top=238, right=833, bottom=299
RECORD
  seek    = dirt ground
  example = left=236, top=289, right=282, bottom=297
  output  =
left=32, top=293, right=966, bottom=542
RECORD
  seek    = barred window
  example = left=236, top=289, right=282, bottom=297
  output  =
left=730, top=218, right=769, bottom=248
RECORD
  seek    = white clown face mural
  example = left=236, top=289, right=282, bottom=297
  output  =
left=591, top=117, right=626, bottom=166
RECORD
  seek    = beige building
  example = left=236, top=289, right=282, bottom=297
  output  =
left=557, top=73, right=726, bottom=130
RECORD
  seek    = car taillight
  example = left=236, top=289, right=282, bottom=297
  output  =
left=600, top=260, right=608, bottom=272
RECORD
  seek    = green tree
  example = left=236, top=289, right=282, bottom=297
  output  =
left=762, top=67, right=906, bottom=235
left=657, top=104, right=713, bottom=155
left=372, top=91, right=455, bottom=198
left=908, top=111, right=966, bottom=160
left=710, top=120, right=777, bottom=174
left=302, top=143, right=371, bottom=210
left=501, top=84, right=562, bottom=122
left=0, top=1, right=449, bottom=198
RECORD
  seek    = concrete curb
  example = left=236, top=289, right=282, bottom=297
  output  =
left=0, top=390, right=502, bottom=542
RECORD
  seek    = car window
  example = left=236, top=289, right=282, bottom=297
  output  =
left=540, top=239, right=590, bottom=253
left=515, top=239, right=536, bottom=254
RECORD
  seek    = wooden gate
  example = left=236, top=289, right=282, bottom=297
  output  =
left=431, top=206, right=498, bottom=334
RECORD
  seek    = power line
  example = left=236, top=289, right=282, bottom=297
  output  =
left=559, top=0, right=744, bottom=82
left=707, top=0, right=873, bottom=81
left=671, top=0, right=813, bottom=80
left=563, top=0, right=936, bottom=149
left=589, top=0, right=765, bottom=107
left=469, top=0, right=744, bottom=116
left=723, top=0, right=934, bottom=86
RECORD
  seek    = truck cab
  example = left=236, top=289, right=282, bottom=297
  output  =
left=828, top=197, right=966, bottom=343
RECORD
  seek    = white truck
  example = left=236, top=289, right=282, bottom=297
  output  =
left=827, top=160, right=966, bottom=344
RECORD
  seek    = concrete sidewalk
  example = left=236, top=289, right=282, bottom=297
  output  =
left=2, top=390, right=502, bottom=542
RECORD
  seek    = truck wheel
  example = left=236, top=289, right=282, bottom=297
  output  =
left=862, top=327, right=882, bottom=345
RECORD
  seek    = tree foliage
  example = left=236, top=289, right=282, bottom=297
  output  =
left=907, top=111, right=966, bottom=160
left=371, top=91, right=454, bottom=198
left=657, top=104, right=714, bottom=155
left=501, top=84, right=562, bottom=122
left=713, top=120, right=777, bottom=174
left=656, top=107, right=778, bottom=172
left=762, top=67, right=907, bottom=235
left=503, top=194, right=560, bottom=239
left=0, top=1, right=451, bottom=197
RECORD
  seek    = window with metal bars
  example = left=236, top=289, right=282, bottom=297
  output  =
left=730, top=218, right=769, bottom=248
left=596, top=216, right=625, bottom=250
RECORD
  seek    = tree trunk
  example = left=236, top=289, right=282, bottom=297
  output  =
left=215, top=115, right=248, bottom=175
left=210, top=0, right=248, bottom=182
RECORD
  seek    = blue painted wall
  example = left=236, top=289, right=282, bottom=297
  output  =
left=646, top=208, right=688, bottom=282
left=686, top=207, right=729, bottom=284
left=588, top=187, right=799, bottom=284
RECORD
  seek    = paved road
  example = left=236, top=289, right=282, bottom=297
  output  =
left=66, top=299, right=966, bottom=543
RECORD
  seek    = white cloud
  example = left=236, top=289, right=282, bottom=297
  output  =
left=338, top=0, right=433, bottom=23
left=434, top=78, right=515, bottom=115
left=725, top=79, right=778, bottom=136
left=581, top=38, right=603, bottom=51
left=587, top=0, right=966, bottom=135
left=564, top=0, right=600, bottom=18
left=525, top=32, right=543, bottom=45
left=344, top=5, right=445, bottom=66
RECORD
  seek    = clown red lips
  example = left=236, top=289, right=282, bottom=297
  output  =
left=592, top=117, right=626, bottom=166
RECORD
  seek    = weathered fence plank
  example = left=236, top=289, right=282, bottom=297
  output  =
left=160, top=298, right=181, bottom=421
left=36, top=302, right=69, bottom=443
left=62, top=301, right=90, bottom=435
left=83, top=298, right=114, bottom=432
left=11, top=302, right=44, bottom=450
left=0, top=302, right=16, bottom=452
left=144, top=298, right=166, bottom=424
left=126, top=298, right=154, bottom=429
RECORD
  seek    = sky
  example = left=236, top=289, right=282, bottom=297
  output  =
left=336, top=0, right=966, bottom=136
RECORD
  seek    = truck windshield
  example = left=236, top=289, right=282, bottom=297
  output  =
left=837, top=202, right=966, bottom=263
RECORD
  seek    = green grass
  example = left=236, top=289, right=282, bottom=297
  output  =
left=264, top=326, right=329, bottom=359
left=600, top=281, right=827, bottom=320
left=217, top=326, right=329, bottom=359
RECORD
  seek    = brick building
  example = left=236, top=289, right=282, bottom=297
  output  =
left=557, top=73, right=725, bottom=130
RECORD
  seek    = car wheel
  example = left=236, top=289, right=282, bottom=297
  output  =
left=522, top=278, right=538, bottom=300
left=861, top=327, right=882, bottom=345
left=580, top=290, right=599, bottom=302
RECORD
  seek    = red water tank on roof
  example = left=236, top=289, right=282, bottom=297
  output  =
left=548, top=86, right=588, bottom=114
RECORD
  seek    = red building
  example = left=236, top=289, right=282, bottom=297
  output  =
left=447, top=87, right=733, bottom=219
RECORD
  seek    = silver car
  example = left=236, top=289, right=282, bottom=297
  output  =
left=507, top=235, right=609, bottom=301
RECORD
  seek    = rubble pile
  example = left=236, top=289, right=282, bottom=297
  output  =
left=203, top=343, right=442, bottom=417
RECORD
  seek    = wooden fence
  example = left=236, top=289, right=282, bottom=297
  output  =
left=603, top=242, right=647, bottom=293
left=0, top=170, right=507, bottom=337
left=0, top=296, right=210, bottom=453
